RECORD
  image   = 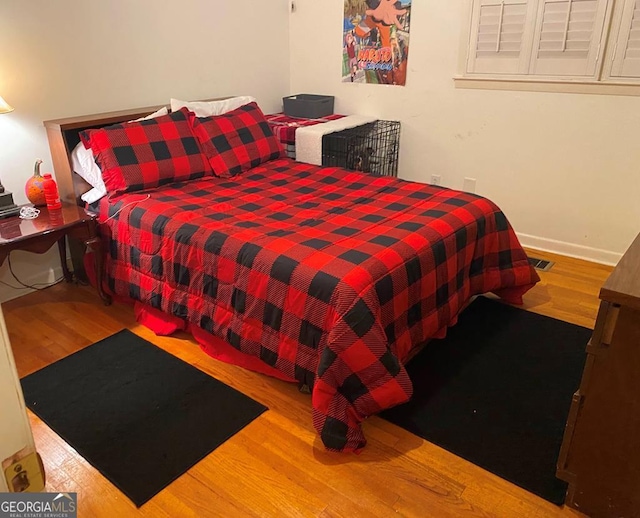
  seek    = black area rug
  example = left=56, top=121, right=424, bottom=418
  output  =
left=21, top=329, right=267, bottom=507
left=380, top=296, right=590, bottom=505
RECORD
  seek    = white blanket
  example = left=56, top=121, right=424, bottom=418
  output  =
left=295, top=115, right=377, bottom=166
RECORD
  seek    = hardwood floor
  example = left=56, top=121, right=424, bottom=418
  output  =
left=2, top=248, right=612, bottom=517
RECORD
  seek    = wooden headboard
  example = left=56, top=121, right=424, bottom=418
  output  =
left=43, top=98, right=230, bottom=280
left=43, top=104, right=169, bottom=206
left=44, top=97, right=234, bottom=207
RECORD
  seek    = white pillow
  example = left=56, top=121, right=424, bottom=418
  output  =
left=130, top=106, right=168, bottom=122
left=81, top=186, right=106, bottom=205
left=73, top=145, right=107, bottom=203
left=74, top=107, right=170, bottom=203
left=170, top=96, right=256, bottom=117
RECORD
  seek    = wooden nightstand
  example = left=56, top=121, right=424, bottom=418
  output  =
left=0, top=203, right=111, bottom=305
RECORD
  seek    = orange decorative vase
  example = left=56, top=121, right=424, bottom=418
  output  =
left=25, top=159, right=47, bottom=206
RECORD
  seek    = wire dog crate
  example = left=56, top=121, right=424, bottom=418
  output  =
left=322, top=120, right=400, bottom=177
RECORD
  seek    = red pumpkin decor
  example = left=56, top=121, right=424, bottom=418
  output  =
left=25, top=159, right=47, bottom=206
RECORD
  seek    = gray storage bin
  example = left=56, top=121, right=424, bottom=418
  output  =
left=282, top=94, right=334, bottom=119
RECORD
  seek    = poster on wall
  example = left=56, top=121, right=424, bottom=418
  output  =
left=343, top=0, right=411, bottom=86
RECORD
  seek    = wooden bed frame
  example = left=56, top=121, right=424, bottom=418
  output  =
left=43, top=104, right=171, bottom=278
left=43, top=99, right=227, bottom=276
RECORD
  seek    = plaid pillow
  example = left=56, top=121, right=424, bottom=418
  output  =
left=80, top=108, right=212, bottom=195
left=189, top=102, right=285, bottom=178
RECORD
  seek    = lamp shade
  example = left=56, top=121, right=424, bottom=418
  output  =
left=0, top=95, right=13, bottom=114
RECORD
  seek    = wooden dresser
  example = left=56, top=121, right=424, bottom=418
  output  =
left=557, top=232, right=640, bottom=517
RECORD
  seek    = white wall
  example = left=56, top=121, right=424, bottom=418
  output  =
left=289, top=0, right=640, bottom=264
left=0, top=0, right=290, bottom=302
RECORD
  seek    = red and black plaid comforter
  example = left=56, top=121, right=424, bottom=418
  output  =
left=98, top=158, right=539, bottom=451
left=265, top=113, right=345, bottom=158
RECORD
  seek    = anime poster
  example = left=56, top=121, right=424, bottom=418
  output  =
left=343, top=0, right=411, bottom=86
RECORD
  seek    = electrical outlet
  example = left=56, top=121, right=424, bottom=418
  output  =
left=463, top=177, right=476, bottom=193
left=430, top=174, right=441, bottom=186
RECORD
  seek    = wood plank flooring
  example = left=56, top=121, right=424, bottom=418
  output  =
left=2, top=248, right=612, bottom=517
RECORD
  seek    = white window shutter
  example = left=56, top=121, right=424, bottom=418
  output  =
left=530, top=0, right=610, bottom=76
left=466, top=0, right=539, bottom=74
left=610, top=0, right=640, bottom=78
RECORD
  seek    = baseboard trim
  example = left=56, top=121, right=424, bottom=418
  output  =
left=517, top=233, right=622, bottom=266
left=0, top=266, right=65, bottom=304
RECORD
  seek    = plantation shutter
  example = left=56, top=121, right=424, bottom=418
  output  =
left=610, top=0, right=640, bottom=78
left=530, top=0, right=610, bottom=76
left=467, top=0, right=539, bottom=74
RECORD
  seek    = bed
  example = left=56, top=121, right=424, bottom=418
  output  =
left=44, top=99, right=539, bottom=452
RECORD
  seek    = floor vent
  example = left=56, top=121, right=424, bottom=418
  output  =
left=528, top=256, right=554, bottom=271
